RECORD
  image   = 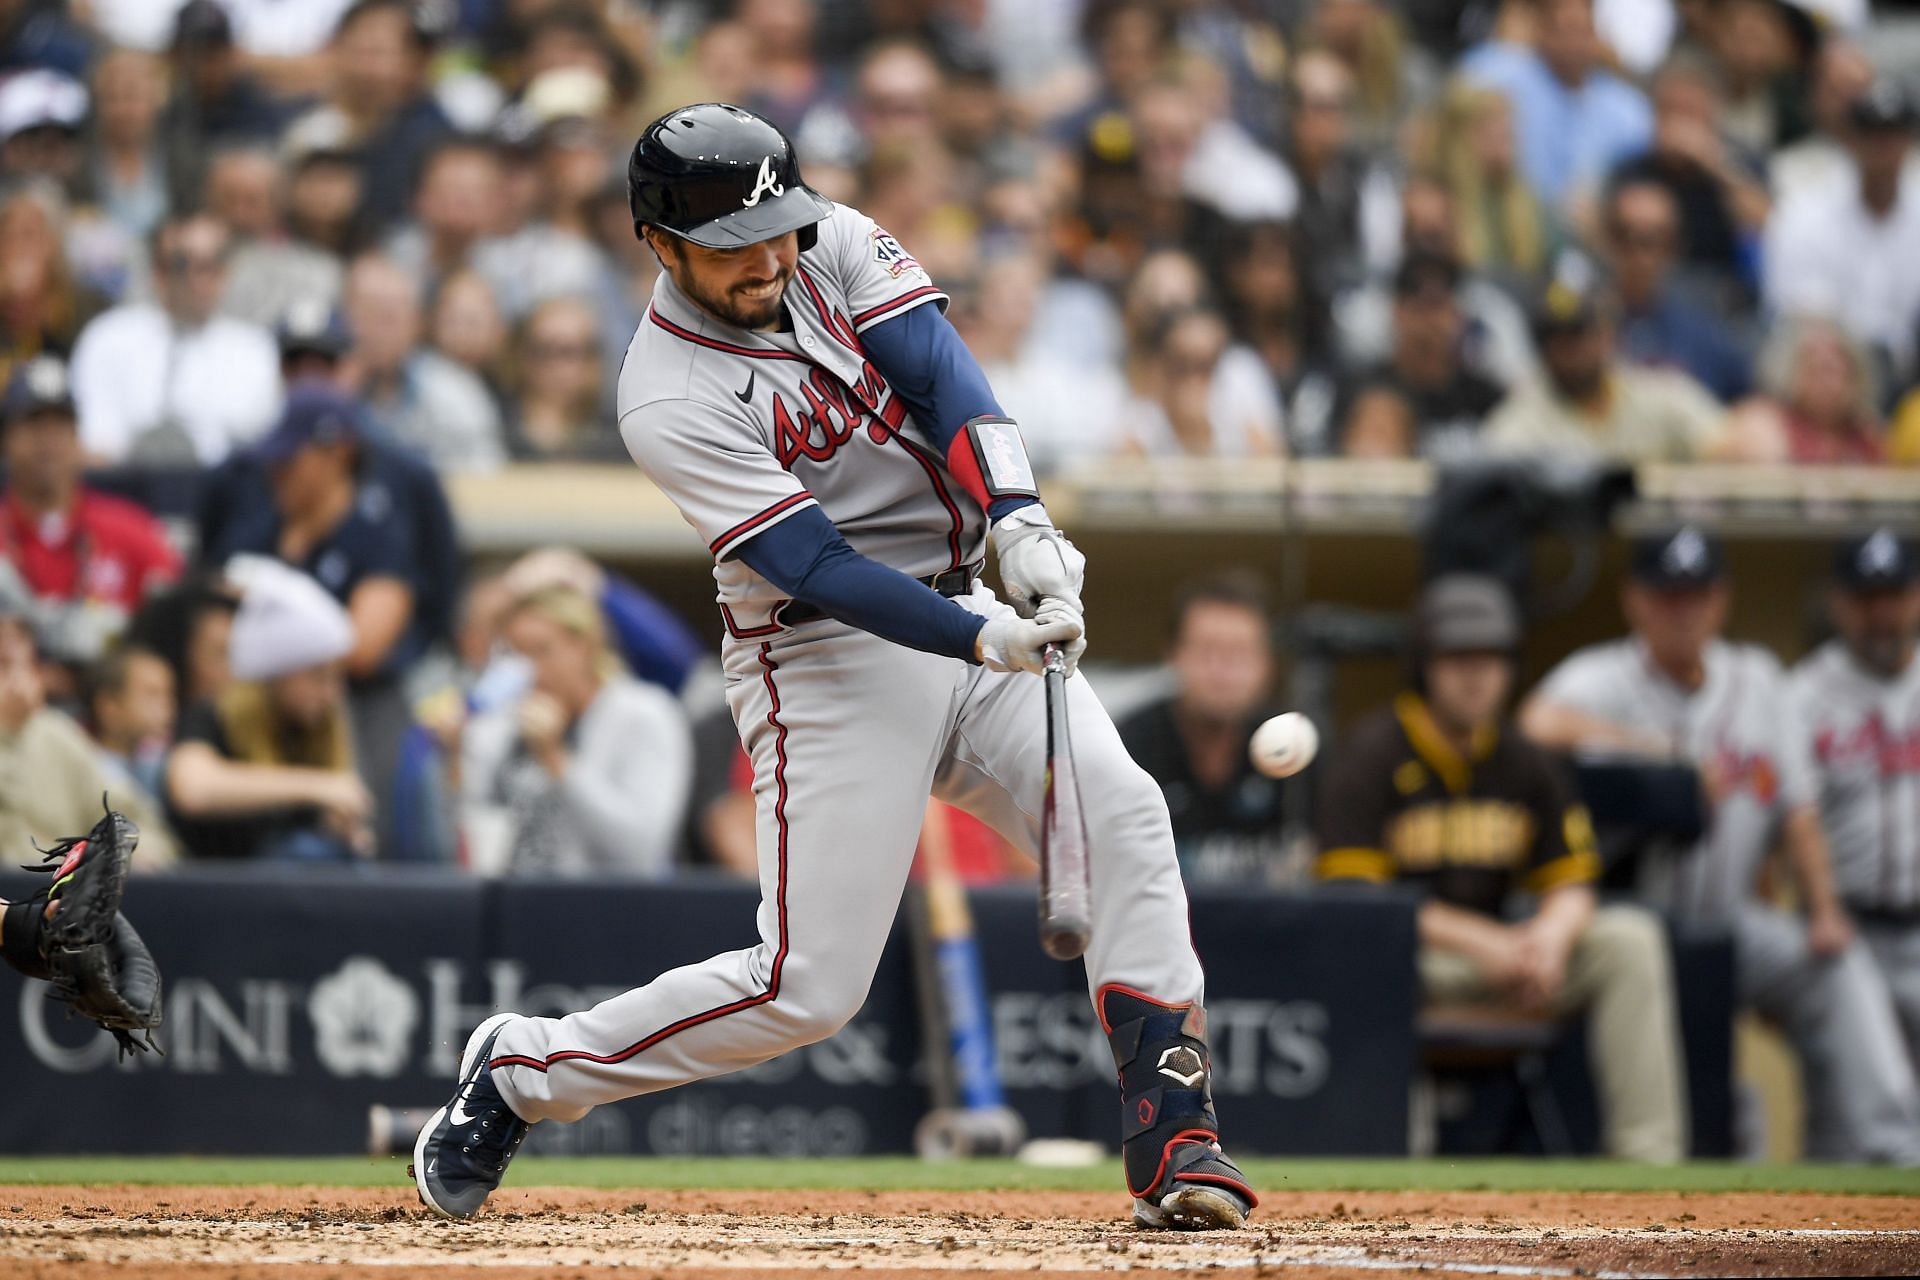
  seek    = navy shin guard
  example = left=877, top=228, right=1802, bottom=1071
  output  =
left=1098, top=985, right=1257, bottom=1214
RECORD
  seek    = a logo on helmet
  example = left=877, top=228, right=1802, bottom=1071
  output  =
left=743, top=155, right=785, bottom=208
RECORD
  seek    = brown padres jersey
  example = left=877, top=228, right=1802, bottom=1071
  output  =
left=1315, top=694, right=1599, bottom=915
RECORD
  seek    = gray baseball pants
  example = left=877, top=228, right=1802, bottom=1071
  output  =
left=1738, top=904, right=1920, bottom=1164
left=1860, top=919, right=1920, bottom=1074
left=489, top=591, right=1203, bottom=1122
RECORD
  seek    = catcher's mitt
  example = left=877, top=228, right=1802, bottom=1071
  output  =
left=2, top=804, right=163, bottom=1058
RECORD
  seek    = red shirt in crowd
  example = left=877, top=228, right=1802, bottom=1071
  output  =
left=1, top=490, right=181, bottom=610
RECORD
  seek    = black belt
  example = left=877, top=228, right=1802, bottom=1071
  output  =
left=778, top=564, right=978, bottom=627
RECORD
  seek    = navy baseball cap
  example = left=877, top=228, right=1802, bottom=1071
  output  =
left=2, top=354, right=76, bottom=421
left=1835, top=528, right=1919, bottom=591
left=253, top=385, right=363, bottom=466
left=1630, top=525, right=1726, bottom=589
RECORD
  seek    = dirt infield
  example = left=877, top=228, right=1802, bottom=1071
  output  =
left=1, top=1183, right=1915, bottom=1278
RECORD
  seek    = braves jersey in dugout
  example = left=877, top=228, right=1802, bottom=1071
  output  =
left=618, top=203, right=987, bottom=628
left=1790, top=641, right=1920, bottom=913
left=1534, top=637, right=1817, bottom=925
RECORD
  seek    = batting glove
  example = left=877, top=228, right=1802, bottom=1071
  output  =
left=993, top=506, right=1086, bottom=619
left=977, top=605, right=1085, bottom=676
left=1034, top=597, right=1087, bottom=676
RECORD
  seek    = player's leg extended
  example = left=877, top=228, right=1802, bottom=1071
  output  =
left=417, top=628, right=958, bottom=1216
left=1736, top=904, right=1920, bottom=1163
left=933, top=658, right=1255, bottom=1228
left=493, top=629, right=957, bottom=1114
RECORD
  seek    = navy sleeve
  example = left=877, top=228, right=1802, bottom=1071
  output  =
left=599, top=574, right=705, bottom=693
left=736, top=505, right=985, bottom=662
left=860, top=303, right=1038, bottom=523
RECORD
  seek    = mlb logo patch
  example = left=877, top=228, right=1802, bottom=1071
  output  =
left=870, top=228, right=921, bottom=278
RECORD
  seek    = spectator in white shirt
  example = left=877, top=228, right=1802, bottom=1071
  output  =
left=1765, top=82, right=1920, bottom=389
left=87, top=0, right=354, bottom=60
left=69, top=212, right=280, bottom=465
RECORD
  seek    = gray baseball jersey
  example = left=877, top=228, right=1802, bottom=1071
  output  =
left=618, top=202, right=983, bottom=631
left=1789, top=642, right=1920, bottom=912
left=487, top=200, right=1213, bottom=1147
left=1534, top=637, right=1816, bottom=926
left=1538, top=636, right=1920, bottom=1161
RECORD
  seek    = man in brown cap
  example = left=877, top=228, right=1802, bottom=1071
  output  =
left=1318, top=574, right=1688, bottom=1161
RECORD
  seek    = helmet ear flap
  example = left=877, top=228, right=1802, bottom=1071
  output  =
left=797, top=222, right=818, bottom=252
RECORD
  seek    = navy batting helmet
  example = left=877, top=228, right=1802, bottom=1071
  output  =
left=628, top=103, right=833, bottom=250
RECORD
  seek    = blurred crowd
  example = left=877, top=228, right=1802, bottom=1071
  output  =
left=0, top=0, right=1917, bottom=479
left=1, top=0, right=1919, bottom=1158
left=0, top=0, right=1912, bottom=867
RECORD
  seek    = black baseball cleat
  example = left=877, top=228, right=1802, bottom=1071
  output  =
left=1099, top=986, right=1258, bottom=1231
left=1129, top=1131, right=1257, bottom=1230
left=413, top=1012, right=530, bottom=1219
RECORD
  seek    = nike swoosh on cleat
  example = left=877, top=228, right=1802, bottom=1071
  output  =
left=735, top=371, right=756, bottom=404
left=449, top=1097, right=478, bottom=1126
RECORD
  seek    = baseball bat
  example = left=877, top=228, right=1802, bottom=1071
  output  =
left=1038, top=644, right=1091, bottom=960
left=908, top=804, right=1026, bottom=1159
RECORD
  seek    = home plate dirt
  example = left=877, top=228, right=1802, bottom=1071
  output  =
left=1, top=1185, right=1916, bottom=1278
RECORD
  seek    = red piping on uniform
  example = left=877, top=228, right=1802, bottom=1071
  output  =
left=720, top=602, right=782, bottom=639
left=795, top=268, right=864, bottom=353
left=1130, top=1130, right=1218, bottom=1198
left=1094, top=982, right=1191, bottom=1035
left=1129, top=1130, right=1257, bottom=1204
left=853, top=285, right=944, bottom=329
left=709, top=492, right=816, bottom=554
left=488, top=644, right=792, bottom=1075
left=649, top=309, right=808, bottom=360
left=874, top=424, right=965, bottom=572
left=781, top=269, right=965, bottom=565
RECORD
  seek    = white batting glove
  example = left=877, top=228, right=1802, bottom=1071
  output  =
left=992, top=505, right=1086, bottom=619
left=1034, top=597, right=1087, bottom=676
left=976, top=604, right=1085, bottom=676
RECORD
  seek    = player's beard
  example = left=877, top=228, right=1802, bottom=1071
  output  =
left=684, top=266, right=792, bottom=331
left=1856, top=627, right=1914, bottom=678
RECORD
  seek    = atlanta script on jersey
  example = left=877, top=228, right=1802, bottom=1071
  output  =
left=619, top=203, right=982, bottom=633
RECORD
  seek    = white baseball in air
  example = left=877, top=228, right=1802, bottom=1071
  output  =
left=1249, top=712, right=1319, bottom=779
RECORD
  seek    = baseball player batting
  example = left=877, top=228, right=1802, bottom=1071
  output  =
left=413, top=103, right=1256, bottom=1230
